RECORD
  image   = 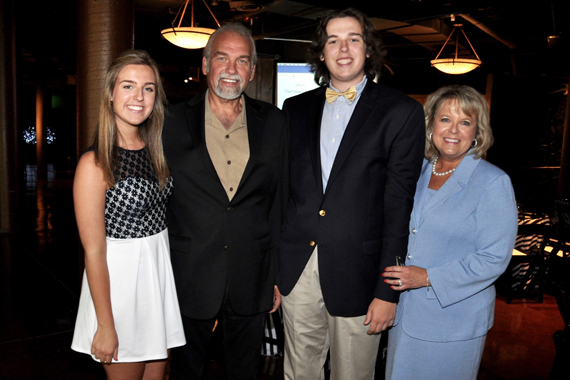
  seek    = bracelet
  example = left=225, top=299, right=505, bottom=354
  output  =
left=426, top=276, right=430, bottom=289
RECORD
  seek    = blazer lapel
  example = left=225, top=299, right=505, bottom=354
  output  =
left=307, top=87, right=327, bottom=196
left=418, top=155, right=481, bottom=226
left=412, top=160, right=431, bottom=227
left=185, top=92, right=220, bottom=182
left=325, top=81, right=380, bottom=193
left=237, top=95, right=262, bottom=190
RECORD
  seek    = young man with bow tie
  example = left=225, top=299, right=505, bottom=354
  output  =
left=277, top=8, right=425, bottom=380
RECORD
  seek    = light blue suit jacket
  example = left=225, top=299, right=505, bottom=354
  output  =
left=394, top=155, right=518, bottom=342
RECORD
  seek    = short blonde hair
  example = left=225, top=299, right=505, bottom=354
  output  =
left=423, top=85, right=493, bottom=161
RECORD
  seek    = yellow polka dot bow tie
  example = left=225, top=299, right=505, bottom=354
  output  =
left=325, top=85, right=357, bottom=104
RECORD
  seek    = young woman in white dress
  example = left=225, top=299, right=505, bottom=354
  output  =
left=71, top=50, right=185, bottom=380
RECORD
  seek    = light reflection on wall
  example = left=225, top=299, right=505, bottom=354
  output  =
left=23, top=126, right=56, bottom=144
left=25, top=164, right=56, bottom=193
left=24, top=163, right=56, bottom=232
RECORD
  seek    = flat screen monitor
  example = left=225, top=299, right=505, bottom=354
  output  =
left=275, top=62, right=320, bottom=109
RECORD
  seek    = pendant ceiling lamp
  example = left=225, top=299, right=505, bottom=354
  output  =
left=431, top=22, right=482, bottom=75
left=161, top=0, right=221, bottom=49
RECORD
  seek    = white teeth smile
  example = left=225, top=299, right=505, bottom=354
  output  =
left=221, top=79, right=238, bottom=83
left=128, top=105, right=143, bottom=111
left=338, top=58, right=352, bottom=64
left=444, top=138, right=460, bottom=143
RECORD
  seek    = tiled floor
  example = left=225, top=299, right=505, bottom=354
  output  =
left=0, top=169, right=566, bottom=379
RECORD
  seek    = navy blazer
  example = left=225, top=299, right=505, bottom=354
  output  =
left=394, top=155, right=518, bottom=341
left=163, top=91, right=289, bottom=319
left=279, top=80, right=425, bottom=316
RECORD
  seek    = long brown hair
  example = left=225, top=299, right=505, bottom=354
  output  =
left=91, top=49, right=170, bottom=189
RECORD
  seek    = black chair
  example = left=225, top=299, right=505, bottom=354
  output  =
left=547, top=199, right=570, bottom=259
left=537, top=200, right=570, bottom=294
left=501, top=250, right=545, bottom=304
left=500, top=218, right=551, bottom=304
left=261, top=309, right=284, bottom=356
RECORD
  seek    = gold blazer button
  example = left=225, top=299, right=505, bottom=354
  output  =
left=319, top=210, right=326, bottom=216
left=310, top=241, right=316, bottom=247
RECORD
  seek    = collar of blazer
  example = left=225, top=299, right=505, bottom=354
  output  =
left=415, top=154, right=481, bottom=227
left=318, top=80, right=387, bottom=194
left=183, top=89, right=266, bottom=202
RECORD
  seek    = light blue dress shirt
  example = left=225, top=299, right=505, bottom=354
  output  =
left=320, top=76, right=367, bottom=192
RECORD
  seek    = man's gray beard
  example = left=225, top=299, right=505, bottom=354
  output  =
left=214, top=75, right=243, bottom=100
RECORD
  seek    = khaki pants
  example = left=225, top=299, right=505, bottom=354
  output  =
left=281, top=247, right=381, bottom=380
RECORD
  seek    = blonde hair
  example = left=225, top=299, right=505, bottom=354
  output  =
left=92, top=49, right=170, bottom=189
left=423, top=85, right=493, bottom=162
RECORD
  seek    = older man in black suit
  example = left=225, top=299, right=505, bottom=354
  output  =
left=278, top=8, right=425, bottom=380
left=163, top=23, right=288, bottom=380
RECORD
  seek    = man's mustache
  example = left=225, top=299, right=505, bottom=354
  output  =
left=217, top=74, right=243, bottom=83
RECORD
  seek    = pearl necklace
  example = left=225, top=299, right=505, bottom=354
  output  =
left=432, top=156, right=456, bottom=176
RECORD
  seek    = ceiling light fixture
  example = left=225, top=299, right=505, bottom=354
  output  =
left=431, top=22, right=482, bottom=75
left=161, top=0, right=221, bottom=49
left=229, top=1, right=263, bottom=12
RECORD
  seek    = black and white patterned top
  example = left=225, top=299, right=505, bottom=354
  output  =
left=105, top=147, right=173, bottom=239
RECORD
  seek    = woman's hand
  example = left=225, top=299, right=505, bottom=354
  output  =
left=383, top=265, right=430, bottom=291
left=91, top=325, right=119, bottom=364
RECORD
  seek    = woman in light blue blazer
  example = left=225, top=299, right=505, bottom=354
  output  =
left=384, top=85, right=518, bottom=380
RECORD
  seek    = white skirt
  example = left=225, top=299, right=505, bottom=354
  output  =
left=71, top=228, right=186, bottom=362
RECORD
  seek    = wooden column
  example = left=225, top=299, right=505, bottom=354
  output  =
left=35, top=85, right=45, bottom=180
left=76, top=0, right=134, bottom=156
left=245, top=57, right=275, bottom=105
left=0, top=0, right=18, bottom=233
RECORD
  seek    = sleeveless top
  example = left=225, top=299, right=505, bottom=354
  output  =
left=104, top=147, right=173, bottom=239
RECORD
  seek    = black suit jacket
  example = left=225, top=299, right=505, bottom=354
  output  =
left=279, top=80, right=424, bottom=317
left=163, top=91, right=288, bottom=319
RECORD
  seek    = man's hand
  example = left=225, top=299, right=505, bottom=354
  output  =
left=363, top=298, right=396, bottom=335
left=269, top=285, right=281, bottom=313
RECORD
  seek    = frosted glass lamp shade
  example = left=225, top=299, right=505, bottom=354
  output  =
left=161, top=27, right=215, bottom=49
left=430, top=58, right=482, bottom=75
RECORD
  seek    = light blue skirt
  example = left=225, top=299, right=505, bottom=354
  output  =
left=386, top=321, right=486, bottom=380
